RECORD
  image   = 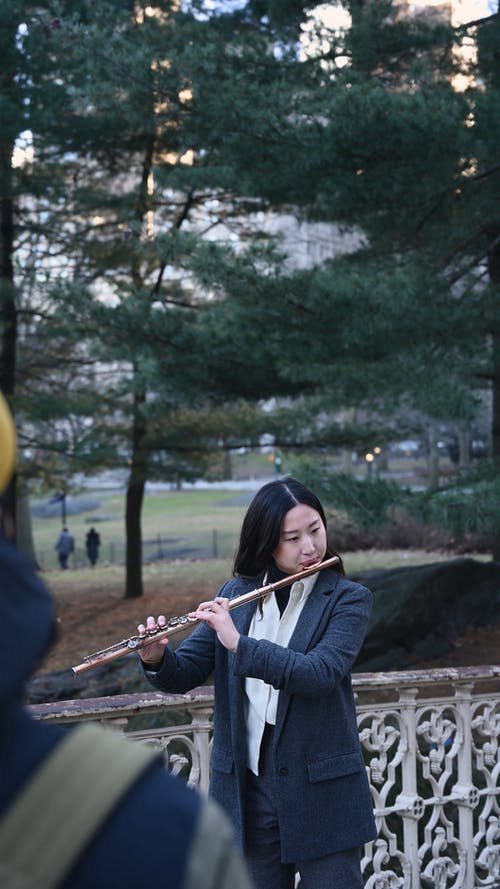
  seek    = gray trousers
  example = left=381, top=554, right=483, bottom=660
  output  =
left=243, top=726, right=364, bottom=889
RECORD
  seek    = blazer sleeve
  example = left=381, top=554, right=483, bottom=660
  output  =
left=232, top=580, right=372, bottom=698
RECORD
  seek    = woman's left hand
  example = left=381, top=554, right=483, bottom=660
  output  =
left=189, top=597, right=240, bottom=653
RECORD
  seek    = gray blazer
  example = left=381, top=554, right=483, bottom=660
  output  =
left=145, top=568, right=377, bottom=863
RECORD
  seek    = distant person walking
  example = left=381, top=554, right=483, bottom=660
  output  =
left=85, top=527, right=101, bottom=567
left=55, top=527, right=75, bottom=569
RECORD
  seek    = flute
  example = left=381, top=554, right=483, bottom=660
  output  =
left=72, top=556, right=339, bottom=676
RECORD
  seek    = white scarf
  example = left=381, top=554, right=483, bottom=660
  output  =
left=245, top=572, right=319, bottom=775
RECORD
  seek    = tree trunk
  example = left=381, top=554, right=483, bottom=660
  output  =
left=0, top=170, right=18, bottom=535
left=125, top=389, right=147, bottom=598
left=16, top=487, right=38, bottom=568
left=456, top=421, right=471, bottom=470
left=426, top=421, right=440, bottom=491
left=487, top=237, right=500, bottom=561
left=223, top=446, right=232, bottom=480
left=125, top=471, right=145, bottom=598
left=488, top=321, right=500, bottom=561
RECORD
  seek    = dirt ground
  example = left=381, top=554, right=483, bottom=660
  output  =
left=38, top=579, right=206, bottom=676
left=38, top=573, right=500, bottom=678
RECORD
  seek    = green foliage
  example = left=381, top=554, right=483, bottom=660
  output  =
left=6, top=0, right=498, bottom=450
left=289, top=455, right=500, bottom=547
left=412, top=463, right=500, bottom=537
left=3, top=0, right=500, bottom=573
left=289, top=456, right=410, bottom=529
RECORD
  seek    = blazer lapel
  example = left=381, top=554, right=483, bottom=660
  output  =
left=287, top=569, right=338, bottom=653
left=275, top=569, right=339, bottom=734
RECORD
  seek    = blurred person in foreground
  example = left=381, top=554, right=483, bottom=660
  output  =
left=139, top=476, right=377, bottom=889
left=0, top=392, right=253, bottom=889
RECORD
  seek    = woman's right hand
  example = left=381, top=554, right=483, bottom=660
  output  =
left=137, top=615, right=169, bottom=667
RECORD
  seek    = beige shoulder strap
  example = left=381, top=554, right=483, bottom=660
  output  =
left=184, top=798, right=254, bottom=889
left=0, top=723, right=158, bottom=889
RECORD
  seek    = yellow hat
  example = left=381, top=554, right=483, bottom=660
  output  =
left=0, top=392, right=17, bottom=494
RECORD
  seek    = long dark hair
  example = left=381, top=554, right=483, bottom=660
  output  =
left=233, top=477, right=344, bottom=579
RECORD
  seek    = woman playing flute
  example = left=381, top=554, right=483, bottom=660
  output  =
left=138, top=477, right=377, bottom=889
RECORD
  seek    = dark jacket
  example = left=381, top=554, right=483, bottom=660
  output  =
left=145, top=568, right=378, bottom=863
left=0, top=537, right=252, bottom=889
left=85, top=529, right=100, bottom=554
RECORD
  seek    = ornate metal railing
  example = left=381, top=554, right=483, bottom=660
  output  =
left=30, top=666, right=500, bottom=889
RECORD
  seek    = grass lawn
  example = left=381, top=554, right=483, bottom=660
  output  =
left=32, top=488, right=252, bottom=569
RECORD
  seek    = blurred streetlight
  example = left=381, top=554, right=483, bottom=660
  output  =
left=365, top=452, right=375, bottom=478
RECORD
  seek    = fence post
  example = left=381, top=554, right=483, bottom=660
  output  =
left=452, top=681, right=477, bottom=888
left=396, top=687, right=422, bottom=887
